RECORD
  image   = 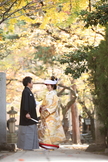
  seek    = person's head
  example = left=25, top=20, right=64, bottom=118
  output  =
left=22, top=76, right=33, bottom=89
left=44, top=76, right=57, bottom=91
left=50, top=76, right=57, bottom=90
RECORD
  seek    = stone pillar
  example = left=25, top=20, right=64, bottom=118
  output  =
left=0, top=72, right=6, bottom=144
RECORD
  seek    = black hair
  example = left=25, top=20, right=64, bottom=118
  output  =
left=22, top=76, right=32, bottom=87
left=50, top=76, right=57, bottom=90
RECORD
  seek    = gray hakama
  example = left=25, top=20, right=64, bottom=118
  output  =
left=17, top=124, right=39, bottom=150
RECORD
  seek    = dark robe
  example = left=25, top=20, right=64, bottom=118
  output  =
left=19, top=86, right=38, bottom=125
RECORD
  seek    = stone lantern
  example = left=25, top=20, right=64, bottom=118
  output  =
left=7, top=106, right=17, bottom=144
left=7, top=106, right=17, bottom=133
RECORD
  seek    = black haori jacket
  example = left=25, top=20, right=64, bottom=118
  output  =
left=19, top=87, right=38, bottom=126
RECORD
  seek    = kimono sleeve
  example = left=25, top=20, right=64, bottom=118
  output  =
left=41, top=97, right=47, bottom=106
left=22, top=90, right=29, bottom=114
left=46, top=95, right=59, bottom=114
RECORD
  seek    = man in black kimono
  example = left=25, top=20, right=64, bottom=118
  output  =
left=17, top=76, right=39, bottom=150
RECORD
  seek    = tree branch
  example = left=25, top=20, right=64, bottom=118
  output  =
left=0, top=1, right=36, bottom=24
left=57, top=88, right=65, bottom=96
left=58, top=83, right=76, bottom=97
left=0, top=0, right=11, bottom=6
left=69, top=0, right=72, bottom=12
left=91, top=27, right=105, bottom=37
left=6, top=79, right=18, bottom=85
left=78, top=100, right=94, bottom=119
left=57, top=26, right=71, bottom=34
left=3, top=0, right=17, bottom=19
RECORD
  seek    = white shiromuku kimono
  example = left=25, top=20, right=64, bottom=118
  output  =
left=38, top=90, right=66, bottom=148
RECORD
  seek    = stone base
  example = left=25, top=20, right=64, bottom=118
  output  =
left=7, top=132, right=17, bottom=144
left=85, top=143, right=105, bottom=152
left=0, top=132, right=18, bottom=152
left=0, top=143, right=17, bottom=152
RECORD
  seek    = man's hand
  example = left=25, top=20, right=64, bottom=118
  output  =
left=26, top=113, right=31, bottom=119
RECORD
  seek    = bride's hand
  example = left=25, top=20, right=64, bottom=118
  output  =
left=39, top=106, right=46, bottom=113
left=39, top=106, right=46, bottom=112
left=42, top=106, right=46, bottom=111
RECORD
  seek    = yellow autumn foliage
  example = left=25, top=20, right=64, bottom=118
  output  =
left=39, top=0, right=89, bottom=29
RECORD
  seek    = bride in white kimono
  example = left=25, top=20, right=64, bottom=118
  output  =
left=38, top=77, right=66, bottom=149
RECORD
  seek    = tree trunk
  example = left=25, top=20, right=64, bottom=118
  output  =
left=95, top=109, right=105, bottom=145
left=89, top=0, right=91, bottom=11
left=71, top=80, right=80, bottom=144
left=90, top=117, right=95, bottom=140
